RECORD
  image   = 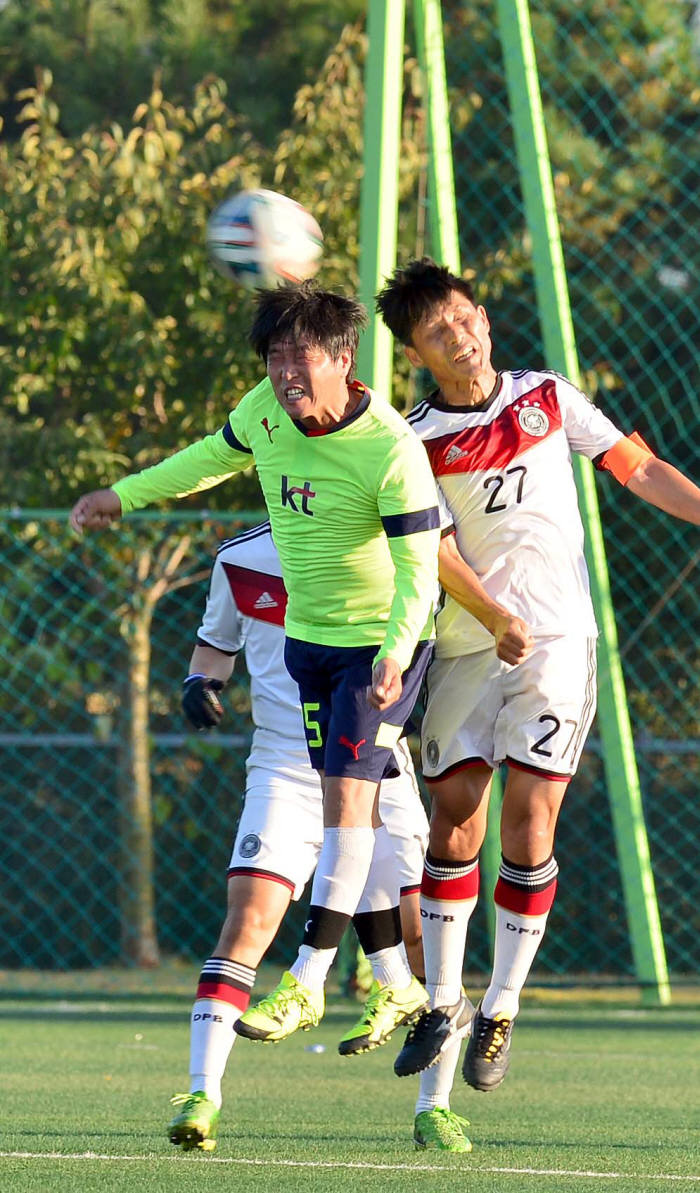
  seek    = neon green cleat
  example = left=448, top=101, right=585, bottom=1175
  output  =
left=338, top=975, right=429, bottom=1056
left=234, top=971, right=324, bottom=1042
left=168, top=1091, right=220, bottom=1152
left=413, top=1108, right=473, bottom=1153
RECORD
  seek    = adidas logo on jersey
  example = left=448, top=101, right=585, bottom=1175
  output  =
left=254, top=592, right=279, bottom=609
left=445, top=443, right=468, bottom=465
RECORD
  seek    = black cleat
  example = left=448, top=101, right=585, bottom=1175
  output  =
left=462, top=1001, right=513, bottom=1091
left=394, top=994, right=473, bottom=1077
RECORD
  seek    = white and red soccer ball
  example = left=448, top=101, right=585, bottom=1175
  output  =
left=206, top=188, right=323, bottom=288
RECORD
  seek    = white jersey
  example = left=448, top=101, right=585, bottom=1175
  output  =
left=407, top=369, right=623, bottom=656
left=197, top=522, right=306, bottom=759
left=198, top=522, right=428, bottom=893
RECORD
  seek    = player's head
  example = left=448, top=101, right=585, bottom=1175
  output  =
left=375, top=258, right=477, bottom=347
left=250, top=281, right=368, bottom=381
left=376, top=258, right=494, bottom=391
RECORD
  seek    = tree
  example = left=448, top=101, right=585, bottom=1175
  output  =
left=0, top=0, right=364, bottom=143
left=0, top=27, right=429, bottom=967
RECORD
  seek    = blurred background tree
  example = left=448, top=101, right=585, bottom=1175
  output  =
left=0, top=0, right=364, bottom=143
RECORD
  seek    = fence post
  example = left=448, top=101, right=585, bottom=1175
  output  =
left=495, top=0, right=670, bottom=1005
left=356, top=0, right=406, bottom=395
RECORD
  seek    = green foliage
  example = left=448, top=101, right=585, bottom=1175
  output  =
left=0, top=0, right=364, bottom=142
left=0, top=26, right=429, bottom=507
left=0, top=71, right=270, bottom=506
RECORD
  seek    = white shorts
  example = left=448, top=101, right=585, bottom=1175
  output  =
left=378, top=739, right=428, bottom=892
left=229, top=735, right=428, bottom=900
left=422, top=636, right=597, bottom=780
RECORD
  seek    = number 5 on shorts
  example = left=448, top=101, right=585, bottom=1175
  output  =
left=303, top=702, right=323, bottom=748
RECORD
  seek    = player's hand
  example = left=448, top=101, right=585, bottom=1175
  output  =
left=182, top=675, right=225, bottom=730
left=368, top=657, right=402, bottom=710
left=69, top=489, right=122, bottom=534
left=493, top=615, right=534, bottom=665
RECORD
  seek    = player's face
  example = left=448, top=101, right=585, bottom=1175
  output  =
left=266, top=337, right=352, bottom=423
left=406, top=291, right=494, bottom=389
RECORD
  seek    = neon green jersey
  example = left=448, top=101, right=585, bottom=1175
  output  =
left=113, top=378, right=439, bottom=669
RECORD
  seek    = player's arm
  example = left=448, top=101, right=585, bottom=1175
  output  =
left=69, top=388, right=264, bottom=533
left=372, top=437, right=442, bottom=707
left=70, top=430, right=250, bottom=532
left=438, top=532, right=534, bottom=665
left=182, top=544, right=248, bottom=729
left=625, top=455, right=700, bottom=524
left=594, top=431, right=700, bottom=523
left=182, top=643, right=236, bottom=731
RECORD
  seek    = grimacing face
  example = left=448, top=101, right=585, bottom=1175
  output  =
left=266, top=337, right=352, bottom=422
left=405, top=291, right=494, bottom=387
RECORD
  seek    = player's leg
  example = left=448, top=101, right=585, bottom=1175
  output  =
left=395, top=650, right=499, bottom=1080
left=171, top=768, right=322, bottom=1148
left=397, top=768, right=489, bottom=1149
left=394, top=765, right=486, bottom=1077
left=169, top=872, right=292, bottom=1151
left=244, top=638, right=431, bottom=1041
left=462, top=766, right=565, bottom=1092
left=463, top=635, right=597, bottom=1092
left=378, top=736, right=430, bottom=981
left=338, top=822, right=428, bottom=1055
left=398, top=888, right=424, bottom=981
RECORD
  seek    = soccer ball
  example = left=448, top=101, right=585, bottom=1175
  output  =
left=206, top=188, right=323, bottom=288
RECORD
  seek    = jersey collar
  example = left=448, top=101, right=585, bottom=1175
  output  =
left=292, top=380, right=371, bottom=436
left=426, top=372, right=503, bottom=414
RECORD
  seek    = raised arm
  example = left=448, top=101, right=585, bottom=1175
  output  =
left=438, top=533, right=533, bottom=665
left=626, top=455, right=700, bottom=525
left=69, top=407, right=256, bottom=533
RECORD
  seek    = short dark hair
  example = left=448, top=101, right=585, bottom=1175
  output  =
left=249, top=281, right=368, bottom=376
left=375, top=258, right=477, bottom=346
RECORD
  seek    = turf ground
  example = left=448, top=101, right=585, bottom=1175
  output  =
left=3, top=972, right=699, bottom=1193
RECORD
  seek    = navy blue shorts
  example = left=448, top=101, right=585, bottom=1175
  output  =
left=284, top=638, right=433, bottom=782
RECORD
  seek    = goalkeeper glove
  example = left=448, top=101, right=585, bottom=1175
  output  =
left=182, top=674, right=225, bottom=730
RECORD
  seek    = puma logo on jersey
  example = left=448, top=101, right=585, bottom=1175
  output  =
left=445, top=443, right=469, bottom=465
left=338, top=735, right=366, bottom=760
left=261, top=417, right=280, bottom=442
left=254, top=592, right=278, bottom=609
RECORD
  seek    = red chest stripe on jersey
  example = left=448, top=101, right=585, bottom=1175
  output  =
left=425, top=382, right=562, bottom=476
left=221, top=562, right=288, bottom=627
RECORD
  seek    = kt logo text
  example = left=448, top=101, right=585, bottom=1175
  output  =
left=281, top=476, right=316, bottom=516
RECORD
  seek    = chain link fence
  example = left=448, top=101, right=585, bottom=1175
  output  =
left=1, top=0, right=698, bottom=989
left=440, top=0, right=699, bottom=979
left=1, top=504, right=697, bottom=985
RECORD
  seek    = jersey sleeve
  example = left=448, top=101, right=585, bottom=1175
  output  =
left=375, top=433, right=440, bottom=671
left=436, top=483, right=456, bottom=535
left=112, top=402, right=256, bottom=514
left=196, top=552, right=247, bottom=655
left=555, top=374, right=624, bottom=460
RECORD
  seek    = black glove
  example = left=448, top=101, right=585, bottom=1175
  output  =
left=182, top=674, right=225, bottom=730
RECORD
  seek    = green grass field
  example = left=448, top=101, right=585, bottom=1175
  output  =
left=4, top=972, right=699, bottom=1193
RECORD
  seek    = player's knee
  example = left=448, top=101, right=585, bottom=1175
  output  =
left=429, top=817, right=480, bottom=859
left=217, top=902, right=281, bottom=951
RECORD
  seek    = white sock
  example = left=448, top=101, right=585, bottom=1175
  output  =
left=290, top=944, right=338, bottom=991
left=421, top=892, right=477, bottom=1007
left=188, top=999, right=238, bottom=1108
left=290, top=826, right=375, bottom=990
left=481, top=905, right=551, bottom=1020
left=415, top=1036, right=462, bottom=1114
left=307, top=825, right=376, bottom=917
left=365, top=940, right=412, bottom=988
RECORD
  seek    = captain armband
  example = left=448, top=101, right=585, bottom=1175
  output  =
left=596, top=431, right=655, bottom=486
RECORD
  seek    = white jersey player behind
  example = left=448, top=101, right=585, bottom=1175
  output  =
left=169, top=521, right=429, bottom=1154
